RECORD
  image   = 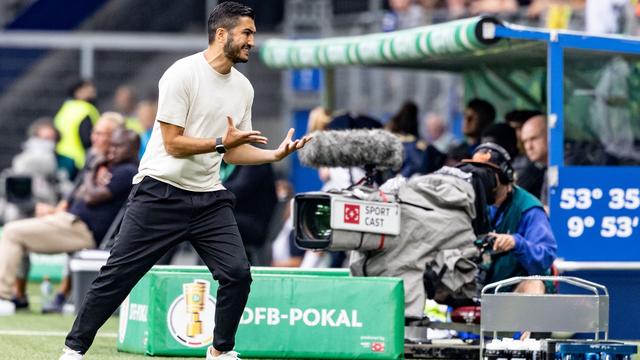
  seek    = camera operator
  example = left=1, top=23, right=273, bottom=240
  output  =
left=465, top=142, right=557, bottom=294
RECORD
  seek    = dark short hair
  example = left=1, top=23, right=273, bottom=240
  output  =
left=481, top=123, right=518, bottom=158
left=504, top=109, right=543, bottom=125
left=467, top=98, right=496, bottom=129
left=207, top=1, right=255, bottom=44
left=386, top=101, right=419, bottom=138
left=67, top=79, right=93, bottom=98
left=113, top=128, right=141, bottom=156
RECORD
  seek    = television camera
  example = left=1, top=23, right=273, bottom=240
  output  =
left=293, top=129, right=500, bottom=320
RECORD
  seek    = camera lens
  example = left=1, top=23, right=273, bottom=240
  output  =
left=300, top=199, right=332, bottom=241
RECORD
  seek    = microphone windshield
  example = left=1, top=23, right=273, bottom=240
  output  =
left=298, top=129, right=404, bottom=170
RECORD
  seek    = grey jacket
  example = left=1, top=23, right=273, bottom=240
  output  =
left=350, top=168, right=478, bottom=318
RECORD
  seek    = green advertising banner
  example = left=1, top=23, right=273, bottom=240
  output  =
left=118, top=267, right=404, bottom=359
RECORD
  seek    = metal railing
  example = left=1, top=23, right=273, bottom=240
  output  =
left=0, top=30, right=271, bottom=78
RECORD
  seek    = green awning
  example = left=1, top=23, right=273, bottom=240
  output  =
left=260, top=17, right=508, bottom=71
left=260, top=17, right=640, bottom=73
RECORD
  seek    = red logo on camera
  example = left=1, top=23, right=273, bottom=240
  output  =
left=344, top=204, right=360, bottom=224
left=371, top=342, right=385, bottom=352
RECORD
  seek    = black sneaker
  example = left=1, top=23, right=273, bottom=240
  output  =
left=10, top=296, right=29, bottom=310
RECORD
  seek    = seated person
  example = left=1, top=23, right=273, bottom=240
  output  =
left=0, top=128, right=140, bottom=315
left=10, top=114, right=123, bottom=311
left=464, top=142, right=557, bottom=294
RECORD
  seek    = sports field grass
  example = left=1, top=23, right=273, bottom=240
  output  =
left=0, top=284, right=202, bottom=359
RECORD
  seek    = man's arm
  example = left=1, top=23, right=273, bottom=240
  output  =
left=223, top=144, right=276, bottom=165
left=160, top=116, right=267, bottom=157
left=161, top=117, right=311, bottom=163
left=224, top=128, right=311, bottom=165
left=511, top=207, right=557, bottom=274
left=79, top=116, right=93, bottom=150
left=81, top=166, right=112, bottom=205
left=82, top=164, right=137, bottom=206
left=490, top=207, right=557, bottom=275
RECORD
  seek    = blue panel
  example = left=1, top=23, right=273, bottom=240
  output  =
left=494, top=24, right=550, bottom=42
left=558, top=33, right=640, bottom=56
left=291, top=68, right=321, bottom=92
left=547, top=42, right=564, bottom=167
left=550, top=167, right=640, bottom=261
left=290, top=110, right=323, bottom=193
left=559, top=270, right=640, bottom=340
left=494, top=24, right=640, bottom=56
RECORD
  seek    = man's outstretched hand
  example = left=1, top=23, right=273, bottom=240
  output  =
left=274, top=128, right=312, bottom=161
left=223, top=116, right=268, bottom=149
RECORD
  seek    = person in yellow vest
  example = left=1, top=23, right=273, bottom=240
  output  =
left=53, top=79, right=100, bottom=171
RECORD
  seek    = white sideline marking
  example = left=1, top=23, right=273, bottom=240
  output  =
left=0, top=330, right=117, bottom=338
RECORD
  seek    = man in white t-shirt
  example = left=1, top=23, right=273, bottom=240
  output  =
left=59, top=3, right=310, bottom=360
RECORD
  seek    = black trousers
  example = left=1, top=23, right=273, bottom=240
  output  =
left=65, top=177, right=252, bottom=354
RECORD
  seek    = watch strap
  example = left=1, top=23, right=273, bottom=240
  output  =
left=215, top=137, right=226, bottom=154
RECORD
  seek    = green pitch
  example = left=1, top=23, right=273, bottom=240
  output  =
left=0, top=283, right=294, bottom=359
left=1, top=283, right=638, bottom=360
left=0, top=283, right=202, bottom=359
left=0, top=309, right=287, bottom=360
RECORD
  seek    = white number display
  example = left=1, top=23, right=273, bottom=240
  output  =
left=559, top=187, right=639, bottom=210
left=609, top=188, right=625, bottom=210
left=559, top=187, right=640, bottom=239
left=599, top=216, right=639, bottom=238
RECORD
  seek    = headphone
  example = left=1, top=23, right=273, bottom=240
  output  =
left=473, top=142, right=514, bottom=184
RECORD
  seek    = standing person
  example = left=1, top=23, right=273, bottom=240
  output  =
left=385, top=101, right=427, bottom=177
left=136, top=99, right=157, bottom=158
left=59, top=2, right=310, bottom=360
left=54, top=79, right=100, bottom=172
left=424, top=112, right=458, bottom=154
left=520, top=115, right=549, bottom=205
left=222, top=163, right=278, bottom=266
left=112, top=85, right=144, bottom=134
left=447, top=98, right=496, bottom=163
left=586, top=0, right=630, bottom=35
left=503, top=110, right=546, bottom=200
left=462, top=98, right=496, bottom=154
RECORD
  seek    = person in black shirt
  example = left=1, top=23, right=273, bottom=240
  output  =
left=0, top=129, right=139, bottom=316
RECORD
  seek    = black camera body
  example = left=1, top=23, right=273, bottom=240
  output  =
left=474, top=234, right=496, bottom=254
left=5, top=175, right=33, bottom=204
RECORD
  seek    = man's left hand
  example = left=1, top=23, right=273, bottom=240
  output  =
left=96, top=166, right=112, bottom=187
left=490, top=232, right=516, bottom=253
left=274, top=128, right=312, bottom=161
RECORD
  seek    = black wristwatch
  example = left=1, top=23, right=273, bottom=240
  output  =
left=215, top=137, right=227, bottom=154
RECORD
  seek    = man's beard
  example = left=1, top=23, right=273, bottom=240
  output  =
left=224, top=36, right=249, bottom=64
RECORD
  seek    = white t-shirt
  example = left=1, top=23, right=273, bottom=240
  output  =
left=134, top=52, right=254, bottom=191
left=586, top=0, right=627, bottom=35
